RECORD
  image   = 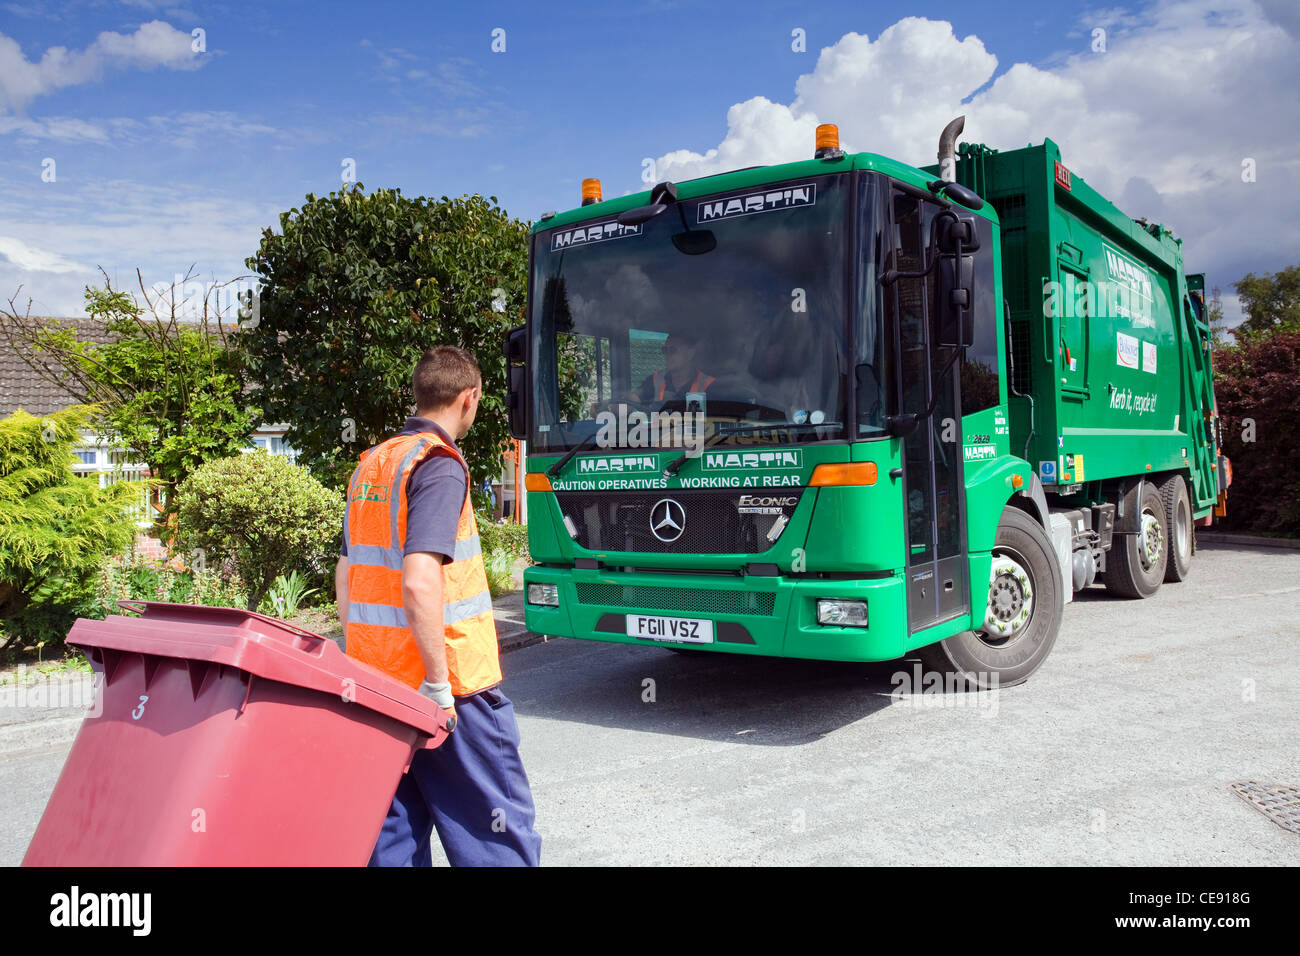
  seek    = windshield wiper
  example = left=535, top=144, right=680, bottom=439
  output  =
left=547, top=429, right=603, bottom=477
left=661, top=428, right=728, bottom=477
left=661, top=421, right=833, bottom=477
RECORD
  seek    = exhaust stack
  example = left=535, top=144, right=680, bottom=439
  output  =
left=937, top=115, right=965, bottom=183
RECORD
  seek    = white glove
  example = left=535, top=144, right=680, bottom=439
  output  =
left=417, top=680, right=455, bottom=710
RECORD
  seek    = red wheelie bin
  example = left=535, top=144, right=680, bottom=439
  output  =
left=23, top=601, right=452, bottom=866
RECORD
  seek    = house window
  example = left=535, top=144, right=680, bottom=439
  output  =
left=248, top=434, right=298, bottom=463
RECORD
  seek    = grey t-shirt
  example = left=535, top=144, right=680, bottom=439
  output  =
left=341, top=417, right=467, bottom=564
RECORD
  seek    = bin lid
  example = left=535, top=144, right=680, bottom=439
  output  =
left=67, top=602, right=446, bottom=737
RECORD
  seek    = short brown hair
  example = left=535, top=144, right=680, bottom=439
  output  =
left=413, top=345, right=481, bottom=411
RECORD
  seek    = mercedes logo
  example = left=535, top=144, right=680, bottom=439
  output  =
left=649, top=498, right=686, bottom=543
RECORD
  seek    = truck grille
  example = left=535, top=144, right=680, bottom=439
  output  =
left=554, top=489, right=803, bottom=554
left=575, top=582, right=775, bottom=616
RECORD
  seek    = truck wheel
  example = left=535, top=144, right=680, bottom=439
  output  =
left=1160, top=474, right=1193, bottom=582
left=1102, top=482, right=1168, bottom=598
left=917, top=507, right=1063, bottom=689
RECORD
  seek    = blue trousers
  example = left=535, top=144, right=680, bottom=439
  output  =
left=368, top=686, right=541, bottom=867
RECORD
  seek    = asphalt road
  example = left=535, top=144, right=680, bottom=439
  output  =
left=3, top=541, right=1297, bottom=866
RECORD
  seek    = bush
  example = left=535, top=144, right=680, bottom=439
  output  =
left=0, top=408, right=140, bottom=650
left=174, top=451, right=343, bottom=611
left=258, top=570, right=320, bottom=618
left=477, top=513, right=530, bottom=562
left=483, top=549, right=516, bottom=599
left=93, top=552, right=247, bottom=616
left=1213, top=330, right=1300, bottom=534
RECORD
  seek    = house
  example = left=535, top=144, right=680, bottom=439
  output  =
left=1, top=316, right=526, bottom=530
left=0, top=316, right=297, bottom=536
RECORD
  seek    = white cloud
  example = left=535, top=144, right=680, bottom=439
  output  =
left=0, top=113, right=113, bottom=142
left=0, top=235, right=85, bottom=273
left=0, top=20, right=204, bottom=113
left=655, top=98, right=821, bottom=183
left=0, top=177, right=283, bottom=317
left=649, top=3, right=1300, bottom=307
left=359, top=39, right=502, bottom=135
left=141, top=111, right=278, bottom=149
left=0, top=109, right=283, bottom=148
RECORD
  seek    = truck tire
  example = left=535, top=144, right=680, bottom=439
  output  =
left=1102, top=482, right=1168, bottom=598
left=917, top=507, right=1063, bottom=689
left=1160, top=474, right=1193, bottom=582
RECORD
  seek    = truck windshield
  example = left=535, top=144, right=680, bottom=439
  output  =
left=530, top=173, right=850, bottom=453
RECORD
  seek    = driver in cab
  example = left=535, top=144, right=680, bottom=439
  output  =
left=638, top=333, right=716, bottom=405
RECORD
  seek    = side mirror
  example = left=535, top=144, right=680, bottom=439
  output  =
left=504, top=326, right=527, bottom=439
left=942, top=182, right=984, bottom=210
left=935, top=214, right=977, bottom=349
left=671, top=230, right=716, bottom=255
left=507, top=367, right=526, bottom=439
left=887, top=413, right=919, bottom=438
left=504, top=325, right=527, bottom=364
left=936, top=253, right=975, bottom=348
left=938, top=216, right=980, bottom=253
left=618, top=181, right=680, bottom=227
left=618, top=203, right=670, bottom=226
left=928, top=180, right=985, bottom=211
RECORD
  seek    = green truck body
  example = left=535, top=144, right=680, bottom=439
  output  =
left=510, top=125, right=1227, bottom=686
left=943, top=140, right=1221, bottom=516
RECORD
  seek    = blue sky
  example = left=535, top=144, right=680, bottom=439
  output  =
left=2, top=0, right=1298, bottom=320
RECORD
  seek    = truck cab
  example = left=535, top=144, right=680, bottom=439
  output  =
left=508, top=121, right=1225, bottom=688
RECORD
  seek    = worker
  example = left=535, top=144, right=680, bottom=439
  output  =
left=336, top=345, right=541, bottom=867
left=639, top=332, right=716, bottom=404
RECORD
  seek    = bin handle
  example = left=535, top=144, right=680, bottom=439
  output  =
left=113, top=601, right=327, bottom=647
left=242, top=608, right=330, bottom=645
left=419, top=715, right=457, bottom=748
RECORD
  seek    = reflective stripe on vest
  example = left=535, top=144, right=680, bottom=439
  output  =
left=343, top=431, right=501, bottom=695
left=347, top=533, right=482, bottom=569
left=653, top=370, right=716, bottom=401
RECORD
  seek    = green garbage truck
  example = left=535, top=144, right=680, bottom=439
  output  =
left=506, top=117, right=1230, bottom=688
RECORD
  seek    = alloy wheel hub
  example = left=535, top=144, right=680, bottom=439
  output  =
left=1140, top=509, right=1164, bottom=570
left=983, top=555, right=1034, bottom=640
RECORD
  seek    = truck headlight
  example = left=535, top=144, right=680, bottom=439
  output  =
left=817, top=599, right=868, bottom=627
left=527, top=583, right=560, bottom=607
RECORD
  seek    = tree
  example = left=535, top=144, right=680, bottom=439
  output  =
left=173, top=451, right=343, bottom=612
left=1212, top=330, right=1300, bottom=534
left=241, top=185, right=527, bottom=490
left=0, top=407, right=139, bottom=649
left=1234, top=265, right=1300, bottom=339
left=0, top=270, right=257, bottom=527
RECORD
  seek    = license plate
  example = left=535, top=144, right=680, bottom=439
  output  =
left=626, top=614, right=714, bottom=644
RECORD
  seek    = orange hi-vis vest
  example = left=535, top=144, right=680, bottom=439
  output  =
left=343, top=430, right=501, bottom=696
left=652, top=369, right=715, bottom=401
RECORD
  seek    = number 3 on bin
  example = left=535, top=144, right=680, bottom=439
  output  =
left=132, top=695, right=148, bottom=720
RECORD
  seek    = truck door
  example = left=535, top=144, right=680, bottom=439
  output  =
left=887, top=188, right=970, bottom=632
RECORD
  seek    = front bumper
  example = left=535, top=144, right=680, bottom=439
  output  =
left=523, top=564, right=908, bottom=662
